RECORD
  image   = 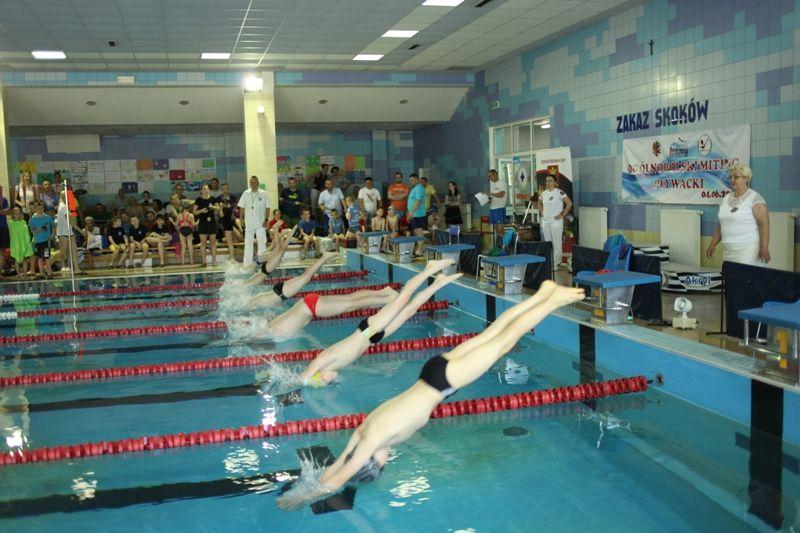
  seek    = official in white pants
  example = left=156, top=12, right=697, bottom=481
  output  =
left=537, top=175, right=572, bottom=267
left=541, top=217, right=565, bottom=264
left=237, top=175, right=271, bottom=265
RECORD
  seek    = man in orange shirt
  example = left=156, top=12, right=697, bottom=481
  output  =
left=387, top=171, right=409, bottom=216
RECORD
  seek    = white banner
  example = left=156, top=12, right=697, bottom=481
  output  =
left=621, top=125, right=750, bottom=204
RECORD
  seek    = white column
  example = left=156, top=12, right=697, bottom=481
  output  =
left=0, top=82, right=11, bottom=195
left=243, top=71, right=278, bottom=208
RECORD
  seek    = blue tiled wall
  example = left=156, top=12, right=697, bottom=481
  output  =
left=414, top=0, right=800, bottom=242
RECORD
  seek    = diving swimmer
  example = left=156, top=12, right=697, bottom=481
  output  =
left=242, top=251, right=339, bottom=311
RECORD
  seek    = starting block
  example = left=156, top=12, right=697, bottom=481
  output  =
left=425, top=244, right=475, bottom=275
left=358, top=231, right=390, bottom=254
left=574, top=271, right=661, bottom=326
left=738, top=302, right=800, bottom=361
left=477, top=254, right=544, bottom=294
left=388, top=236, right=427, bottom=263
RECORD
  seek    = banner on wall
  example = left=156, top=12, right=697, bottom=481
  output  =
left=621, top=125, right=750, bottom=204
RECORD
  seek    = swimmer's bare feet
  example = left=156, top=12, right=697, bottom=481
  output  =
left=424, top=258, right=454, bottom=274
left=380, top=285, right=399, bottom=297
left=430, top=272, right=462, bottom=290
left=321, top=251, right=338, bottom=262
left=544, top=284, right=585, bottom=309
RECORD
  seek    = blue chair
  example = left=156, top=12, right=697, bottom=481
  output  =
left=603, top=234, right=628, bottom=252
left=500, top=227, right=518, bottom=256
left=447, top=225, right=461, bottom=244
left=577, top=243, right=633, bottom=278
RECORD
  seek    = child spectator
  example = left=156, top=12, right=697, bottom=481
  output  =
left=81, top=216, right=103, bottom=270
left=8, top=206, right=33, bottom=278
left=127, top=215, right=149, bottom=268
left=268, top=209, right=289, bottom=243
left=28, top=201, right=53, bottom=279
left=345, top=196, right=362, bottom=237
left=328, top=208, right=346, bottom=251
left=386, top=206, right=400, bottom=239
left=298, top=208, right=320, bottom=259
left=107, top=216, right=128, bottom=269
left=175, top=205, right=195, bottom=266
left=147, top=215, right=173, bottom=268
left=0, top=190, right=9, bottom=272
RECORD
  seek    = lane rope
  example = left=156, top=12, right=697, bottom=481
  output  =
left=7, top=283, right=402, bottom=319
left=0, top=333, right=478, bottom=387
left=0, top=300, right=450, bottom=345
left=0, top=376, right=648, bottom=466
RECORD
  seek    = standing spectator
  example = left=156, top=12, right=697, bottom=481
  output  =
left=420, top=177, right=440, bottom=214
left=706, top=163, right=770, bottom=265
left=0, top=190, right=9, bottom=271
left=217, top=183, right=240, bottom=262
left=175, top=205, right=196, bottom=266
left=345, top=196, right=362, bottom=235
left=537, top=174, right=572, bottom=267
left=53, top=191, right=83, bottom=274
left=166, top=193, right=182, bottom=220
left=15, top=171, right=37, bottom=218
left=318, top=178, right=345, bottom=235
left=29, top=201, right=53, bottom=278
left=174, top=182, right=187, bottom=201
left=237, top=175, right=271, bottom=265
left=194, top=185, right=220, bottom=267
left=444, top=181, right=463, bottom=228
left=358, top=177, right=382, bottom=223
left=39, top=180, right=59, bottom=212
left=388, top=171, right=409, bottom=215
left=280, top=177, right=304, bottom=226
left=8, top=207, right=33, bottom=278
left=310, top=163, right=330, bottom=222
left=331, top=166, right=351, bottom=197
left=147, top=215, right=173, bottom=268
left=107, top=216, right=128, bottom=269
left=127, top=215, right=149, bottom=268
left=486, top=169, right=507, bottom=240
left=81, top=216, right=103, bottom=270
left=407, top=174, right=427, bottom=256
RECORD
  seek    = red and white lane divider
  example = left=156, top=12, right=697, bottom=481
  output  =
left=0, top=333, right=478, bottom=387
left=0, top=300, right=450, bottom=345
left=0, top=376, right=649, bottom=466
left=0, top=269, right=370, bottom=303
left=1, top=283, right=402, bottom=319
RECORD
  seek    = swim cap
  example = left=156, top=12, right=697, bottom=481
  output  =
left=307, top=372, right=327, bottom=388
left=350, top=457, right=384, bottom=484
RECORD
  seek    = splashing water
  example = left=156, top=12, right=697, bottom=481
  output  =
left=276, top=456, right=330, bottom=509
left=256, top=362, right=306, bottom=395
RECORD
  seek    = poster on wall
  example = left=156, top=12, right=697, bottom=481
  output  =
left=320, top=155, right=336, bottom=166
left=621, top=125, right=750, bottom=204
left=306, top=156, right=320, bottom=177
left=119, top=160, right=136, bottom=181
left=277, top=156, right=292, bottom=179
left=169, top=170, right=186, bottom=181
left=121, top=182, right=139, bottom=194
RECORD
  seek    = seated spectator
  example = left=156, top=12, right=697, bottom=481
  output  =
left=147, top=215, right=173, bottom=268
left=120, top=212, right=132, bottom=233
left=107, top=216, right=128, bottom=269
left=113, top=188, right=127, bottom=212
left=153, top=199, right=166, bottom=218
left=165, top=193, right=181, bottom=220
left=328, top=208, right=346, bottom=251
left=87, top=202, right=110, bottom=225
left=143, top=210, right=157, bottom=231
left=298, top=208, right=320, bottom=259
left=268, top=209, right=289, bottom=243
left=141, top=190, right=154, bottom=209
left=126, top=197, right=144, bottom=221
left=81, top=216, right=103, bottom=270
left=386, top=206, right=400, bottom=239
left=127, top=215, right=149, bottom=268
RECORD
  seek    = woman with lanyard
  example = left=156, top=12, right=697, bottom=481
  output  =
left=706, top=163, right=770, bottom=265
left=194, top=185, right=221, bottom=267
left=15, top=171, right=38, bottom=219
left=537, top=174, right=572, bottom=267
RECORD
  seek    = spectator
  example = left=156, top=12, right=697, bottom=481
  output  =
left=153, top=199, right=166, bottom=218
left=444, top=181, right=463, bottom=228
left=318, top=178, right=345, bottom=234
left=53, top=191, right=83, bottom=274
left=328, top=209, right=346, bottom=251
left=268, top=209, right=289, bottom=243
left=358, top=177, right=382, bottom=223
left=141, top=190, right=154, bottom=209
left=386, top=206, right=400, bottom=239
left=147, top=215, right=173, bottom=268
left=81, top=216, right=103, bottom=269
left=174, top=182, right=187, bottom=201
left=127, top=215, right=149, bottom=268
left=331, top=165, right=351, bottom=197
left=371, top=207, right=387, bottom=231
left=298, top=208, right=320, bottom=259
left=8, top=206, right=33, bottom=278
left=209, top=177, right=220, bottom=194
left=126, top=197, right=144, bottom=221
left=420, top=177, right=440, bottom=214
left=39, top=180, right=59, bottom=212
left=345, top=196, right=362, bottom=236
left=0, top=190, right=9, bottom=271
left=166, top=193, right=182, bottom=220
left=217, top=183, right=240, bottom=262
left=143, top=210, right=157, bottom=232
left=107, top=216, right=128, bottom=268
left=237, top=175, right=270, bottom=265
left=15, top=171, right=37, bottom=218
left=28, top=201, right=53, bottom=279
left=310, top=163, right=330, bottom=222
left=486, top=169, right=507, bottom=239
left=537, top=173, right=572, bottom=267
left=175, top=205, right=196, bottom=266
left=280, top=176, right=304, bottom=226
left=388, top=171, right=408, bottom=215
left=194, top=184, right=220, bottom=267
left=120, top=212, right=132, bottom=234
left=88, top=202, right=110, bottom=226
left=407, top=174, right=427, bottom=255
left=113, top=188, right=127, bottom=212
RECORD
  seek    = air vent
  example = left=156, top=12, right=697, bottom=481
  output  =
left=446, top=66, right=475, bottom=71
left=475, top=0, right=496, bottom=6
left=179, top=100, right=189, bottom=106
left=85, top=100, right=96, bottom=106
left=108, top=40, right=117, bottom=47
left=408, top=44, right=420, bottom=50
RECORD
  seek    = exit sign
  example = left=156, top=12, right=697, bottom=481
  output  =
left=490, top=100, right=501, bottom=110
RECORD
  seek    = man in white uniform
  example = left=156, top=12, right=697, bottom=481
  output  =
left=237, top=175, right=271, bottom=265
left=358, top=177, right=382, bottom=223
left=537, top=175, right=572, bottom=266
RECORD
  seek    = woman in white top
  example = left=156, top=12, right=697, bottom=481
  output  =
left=706, top=163, right=770, bottom=265
left=51, top=191, right=84, bottom=274
left=537, top=175, right=572, bottom=266
left=15, top=172, right=38, bottom=216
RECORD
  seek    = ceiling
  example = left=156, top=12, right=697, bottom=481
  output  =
left=0, top=0, right=637, bottom=72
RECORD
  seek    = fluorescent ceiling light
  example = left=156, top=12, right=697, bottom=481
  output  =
left=243, top=76, right=263, bottom=92
left=540, top=123, right=551, bottom=129
left=422, top=0, right=464, bottom=6
left=201, top=52, right=231, bottom=60
left=382, top=30, right=419, bottom=38
left=353, top=54, right=383, bottom=61
left=31, top=50, right=66, bottom=60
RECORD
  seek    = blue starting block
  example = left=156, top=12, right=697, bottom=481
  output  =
left=477, top=253, right=544, bottom=294
left=739, top=302, right=800, bottom=360
left=425, top=244, right=475, bottom=274
left=358, top=231, right=391, bottom=254
left=574, top=271, right=661, bottom=325
left=388, top=236, right=427, bottom=263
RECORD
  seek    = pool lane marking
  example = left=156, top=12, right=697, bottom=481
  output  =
left=5, top=337, right=227, bottom=360
left=0, top=308, right=215, bottom=332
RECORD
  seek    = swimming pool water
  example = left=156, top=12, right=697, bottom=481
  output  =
left=0, top=270, right=797, bottom=531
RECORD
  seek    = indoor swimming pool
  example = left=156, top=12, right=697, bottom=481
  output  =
left=0, top=263, right=797, bottom=532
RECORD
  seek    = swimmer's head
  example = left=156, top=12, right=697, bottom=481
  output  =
left=349, top=457, right=384, bottom=484
left=305, top=372, right=327, bottom=388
